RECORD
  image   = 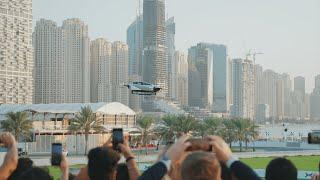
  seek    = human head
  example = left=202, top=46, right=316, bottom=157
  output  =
left=87, top=147, right=120, bottom=180
left=116, top=163, right=130, bottom=180
left=181, top=151, right=221, bottom=180
left=266, top=157, right=297, bottom=180
left=18, top=167, right=53, bottom=180
left=9, top=157, right=34, bottom=180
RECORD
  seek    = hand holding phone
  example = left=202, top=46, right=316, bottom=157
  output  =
left=112, top=128, right=124, bottom=151
left=186, top=138, right=212, bottom=152
left=51, top=143, right=62, bottom=166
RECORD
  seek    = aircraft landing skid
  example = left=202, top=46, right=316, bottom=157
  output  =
left=131, top=91, right=156, bottom=96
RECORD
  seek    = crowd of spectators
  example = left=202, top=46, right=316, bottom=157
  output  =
left=0, top=132, right=319, bottom=180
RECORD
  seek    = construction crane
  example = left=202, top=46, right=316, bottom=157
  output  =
left=246, top=50, right=264, bottom=64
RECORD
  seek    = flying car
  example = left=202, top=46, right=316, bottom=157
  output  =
left=125, top=82, right=161, bottom=95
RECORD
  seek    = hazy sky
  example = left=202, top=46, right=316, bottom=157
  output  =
left=33, top=0, right=320, bottom=92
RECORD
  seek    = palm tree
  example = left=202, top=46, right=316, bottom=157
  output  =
left=202, top=118, right=222, bottom=136
left=155, top=115, right=199, bottom=143
left=232, top=118, right=249, bottom=152
left=174, top=115, right=199, bottom=136
left=195, top=121, right=208, bottom=138
left=221, top=120, right=236, bottom=148
left=247, top=121, right=259, bottom=151
left=155, top=115, right=177, bottom=143
left=68, top=106, right=104, bottom=155
left=137, top=116, right=154, bottom=149
left=1, top=111, right=33, bottom=142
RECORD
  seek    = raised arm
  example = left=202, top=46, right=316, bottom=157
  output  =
left=119, top=136, right=140, bottom=180
left=0, top=133, right=18, bottom=180
left=208, top=136, right=261, bottom=180
left=138, top=135, right=191, bottom=180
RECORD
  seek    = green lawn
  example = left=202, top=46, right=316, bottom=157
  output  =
left=240, top=155, right=320, bottom=171
left=47, top=155, right=320, bottom=179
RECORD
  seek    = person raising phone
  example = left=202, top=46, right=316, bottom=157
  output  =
left=0, top=132, right=18, bottom=180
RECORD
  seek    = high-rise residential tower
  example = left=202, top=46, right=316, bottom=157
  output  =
left=254, top=65, right=264, bottom=110
left=281, top=73, right=292, bottom=118
left=187, top=43, right=228, bottom=112
left=263, top=70, right=278, bottom=119
left=127, top=15, right=143, bottom=76
left=0, top=0, right=33, bottom=104
left=293, top=76, right=306, bottom=119
left=231, top=59, right=254, bottom=119
left=62, top=18, right=90, bottom=103
left=33, top=19, right=64, bottom=104
left=127, top=16, right=143, bottom=111
left=166, top=17, right=176, bottom=100
left=111, top=41, right=129, bottom=105
left=90, top=38, right=112, bottom=103
left=175, top=51, right=188, bottom=106
left=143, top=0, right=168, bottom=97
left=188, top=43, right=213, bottom=108
left=211, top=44, right=228, bottom=113
left=310, top=75, right=320, bottom=120
left=294, top=76, right=306, bottom=96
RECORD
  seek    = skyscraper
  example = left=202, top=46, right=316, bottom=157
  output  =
left=111, top=41, right=129, bottom=105
left=143, top=0, right=168, bottom=97
left=231, top=59, right=254, bottom=119
left=166, top=17, right=176, bottom=100
left=0, top=0, right=33, bottom=104
left=263, top=70, right=278, bottom=119
left=128, top=74, right=142, bottom=112
left=34, top=19, right=64, bottom=104
left=188, top=43, right=213, bottom=108
left=127, top=15, right=143, bottom=76
left=211, top=45, right=228, bottom=113
left=254, top=65, right=264, bottom=110
left=310, top=75, right=320, bottom=120
left=127, top=16, right=143, bottom=111
left=90, top=38, right=112, bottom=103
left=175, top=51, right=188, bottom=106
left=294, top=76, right=306, bottom=96
left=293, top=76, right=306, bottom=119
left=62, top=18, right=90, bottom=103
left=187, top=43, right=228, bottom=112
left=188, top=64, right=202, bottom=107
left=315, top=74, right=320, bottom=90
left=281, top=73, right=292, bottom=118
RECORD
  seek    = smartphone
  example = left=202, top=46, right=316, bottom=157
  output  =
left=186, top=138, right=212, bottom=152
left=51, top=143, right=62, bottom=166
left=308, top=132, right=320, bottom=144
left=112, top=128, right=124, bottom=151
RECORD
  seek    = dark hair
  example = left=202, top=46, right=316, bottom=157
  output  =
left=116, top=163, right=130, bottom=180
left=9, top=157, right=34, bottom=180
left=266, top=157, right=297, bottom=180
left=181, top=151, right=221, bottom=180
left=87, top=147, right=120, bottom=180
left=18, top=167, right=53, bottom=180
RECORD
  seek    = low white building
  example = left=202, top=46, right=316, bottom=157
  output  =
left=0, top=102, right=137, bottom=154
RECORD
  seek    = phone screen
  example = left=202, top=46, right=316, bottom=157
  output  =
left=51, top=143, right=62, bottom=166
left=112, top=128, right=123, bottom=151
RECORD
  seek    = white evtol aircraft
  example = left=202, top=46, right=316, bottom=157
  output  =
left=124, top=82, right=161, bottom=95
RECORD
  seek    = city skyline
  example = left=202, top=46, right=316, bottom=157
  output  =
left=4, top=0, right=316, bottom=120
left=33, top=0, right=320, bottom=92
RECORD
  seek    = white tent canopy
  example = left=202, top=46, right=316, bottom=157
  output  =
left=0, top=102, right=136, bottom=121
